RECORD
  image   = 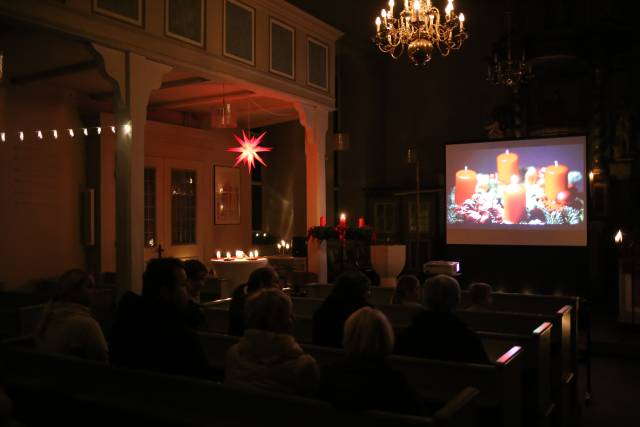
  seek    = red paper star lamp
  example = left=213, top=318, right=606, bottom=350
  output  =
left=227, top=130, right=271, bottom=173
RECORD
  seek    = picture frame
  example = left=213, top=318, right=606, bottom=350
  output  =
left=307, top=37, right=328, bottom=91
left=93, top=0, right=144, bottom=27
left=165, top=0, right=205, bottom=47
left=269, top=18, right=295, bottom=80
left=223, top=0, right=255, bottom=66
left=214, top=165, right=241, bottom=225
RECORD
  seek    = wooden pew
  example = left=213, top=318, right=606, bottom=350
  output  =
left=0, top=303, right=46, bottom=338
left=301, top=283, right=395, bottom=305
left=1, top=338, right=479, bottom=427
left=197, top=331, right=522, bottom=427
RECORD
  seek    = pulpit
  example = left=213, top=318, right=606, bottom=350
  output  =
left=371, top=244, right=406, bottom=287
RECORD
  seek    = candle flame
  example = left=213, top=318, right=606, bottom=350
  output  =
left=589, top=171, right=594, bottom=181
left=226, top=251, right=231, bottom=259
left=216, top=251, right=221, bottom=259
left=464, top=165, right=468, bottom=171
left=510, top=175, right=519, bottom=185
left=554, top=160, right=558, bottom=167
left=505, top=149, right=509, bottom=154
left=615, top=230, right=623, bottom=244
left=255, top=249, right=259, bottom=258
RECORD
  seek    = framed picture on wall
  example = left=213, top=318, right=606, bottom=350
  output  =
left=165, top=0, right=205, bottom=47
left=214, top=166, right=241, bottom=225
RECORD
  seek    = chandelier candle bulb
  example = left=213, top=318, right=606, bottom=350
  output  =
left=376, top=16, right=381, bottom=32
left=503, top=175, right=526, bottom=224
left=544, top=160, right=569, bottom=202
left=497, top=149, right=519, bottom=184
left=455, top=166, right=477, bottom=205
left=459, top=13, right=465, bottom=30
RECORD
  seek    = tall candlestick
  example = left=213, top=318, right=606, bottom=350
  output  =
left=544, top=160, right=568, bottom=201
left=503, top=175, right=526, bottom=224
left=455, top=166, right=477, bottom=205
left=497, top=149, right=519, bottom=184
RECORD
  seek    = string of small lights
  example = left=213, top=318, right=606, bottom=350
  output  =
left=0, top=123, right=131, bottom=143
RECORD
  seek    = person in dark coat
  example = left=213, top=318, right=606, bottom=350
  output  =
left=312, top=271, right=371, bottom=348
left=395, top=274, right=490, bottom=364
left=109, top=258, right=211, bottom=379
left=183, top=259, right=208, bottom=329
left=228, top=267, right=280, bottom=336
left=318, top=307, right=424, bottom=415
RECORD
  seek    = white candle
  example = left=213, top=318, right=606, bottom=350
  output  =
left=216, top=251, right=221, bottom=259
left=255, top=249, right=259, bottom=258
left=375, top=16, right=381, bottom=32
left=249, top=251, right=254, bottom=258
left=226, top=251, right=231, bottom=259
left=459, top=13, right=465, bottom=30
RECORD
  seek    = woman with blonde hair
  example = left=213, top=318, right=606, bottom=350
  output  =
left=318, top=307, right=423, bottom=414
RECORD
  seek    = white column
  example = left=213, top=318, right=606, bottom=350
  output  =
left=294, top=103, right=329, bottom=283
left=94, top=45, right=171, bottom=294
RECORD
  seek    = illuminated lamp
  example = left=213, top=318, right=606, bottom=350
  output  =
left=227, top=130, right=271, bottom=173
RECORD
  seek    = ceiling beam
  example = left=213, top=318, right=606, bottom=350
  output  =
left=148, top=90, right=256, bottom=110
left=10, top=60, right=98, bottom=85
left=160, top=76, right=209, bottom=89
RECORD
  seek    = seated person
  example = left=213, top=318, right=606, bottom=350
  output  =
left=228, top=267, right=280, bottom=336
left=392, top=275, right=422, bottom=306
left=395, top=274, right=490, bottom=364
left=109, top=258, right=210, bottom=379
left=312, top=271, right=371, bottom=348
left=318, top=307, right=424, bottom=415
left=183, top=259, right=208, bottom=329
left=467, top=282, right=493, bottom=311
left=36, top=269, right=108, bottom=362
left=224, top=289, right=319, bottom=396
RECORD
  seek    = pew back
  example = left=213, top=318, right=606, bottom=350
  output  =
left=1, top=339, right=478, bottom=427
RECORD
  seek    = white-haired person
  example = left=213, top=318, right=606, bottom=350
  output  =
left=395, top=274, right=490, bottom=364
left=36, top=269, right=108, bottom=362
left=318, top=307, right=423, bottom=415
left=224, top=288, right=320, bottom=396
left=391, top=275, right=422, bottom=306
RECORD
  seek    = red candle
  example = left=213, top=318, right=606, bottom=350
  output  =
left=544, top=161, right=568, bottom=201
left=455, top=166, right=477, bottom=205
left=339, top=213, right=346, bottom=227
left=319, top=216, right=326, bottom=226
left=358, top=217, right=365, bottom=228
left=497, top=149, right=520, bottom=184
left=503, top=176, right=526, bottom=224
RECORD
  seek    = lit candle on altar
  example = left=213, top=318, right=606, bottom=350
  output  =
left=277, top=243, right=282, bottom=251
left=320, top=216, right=326, bottom=226
left=254, top=249, right=259, bottom=258
left=216, top=251, right=221, bottom=259
left=544, top=160, right=569, bottom=201
left=226, top=251, right=231, bottom=259
left=358, top=217, right=365, bottom=228
left=497, top=149, right=519, bottom=184
left=285, top=243, right=290, bottom=251
left=235, top=250, right=244, bottom=258
left=455, top=166, right=477, bottom=205
left=249, top=251, right=254, bottom=258
left=339, top=213, right=347, bottom=227
left=503, top=175, right=526, bottom=224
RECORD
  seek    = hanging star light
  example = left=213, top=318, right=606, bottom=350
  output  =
left=227, top=130, right=271, bottom=173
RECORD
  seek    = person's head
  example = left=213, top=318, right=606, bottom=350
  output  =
left=183, top=260, right=208, bottom=299
left=142, top=258, right=188, bottom=309
left=423, top=274, right=461, bottom=312
left=392, top=275, right=421, bottom=305
left=331, top=271, right=371, bottom=304
left=469, top=282, right=493, bottom=308
left=56, top=269, right=94, bottom=307
left=343, top=307, right=394, bottom=358
left=245, top=267, right=280, bottom=295
left=244, top=288, right=293, bottom=334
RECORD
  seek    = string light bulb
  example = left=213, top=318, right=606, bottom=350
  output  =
left=110, top=126, right=116, bottom=134
left=97, top=127, right=102, bottom=135
left=52, top=129, right=58, bottom=139
left=37, top=130, right=43, bottom=140
left=19, top=131, right=24, bottom=141
left=83, top=128, right=88, bottom=136
left=68, top=129, right=74, bottom=138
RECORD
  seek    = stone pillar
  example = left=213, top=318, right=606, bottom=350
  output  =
left=294, top=103, right=329, bottom=283
left=93, top=44, right=171, bottom=294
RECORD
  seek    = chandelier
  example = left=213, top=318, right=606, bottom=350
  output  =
left=487, top=13, right=533, bottom=88
left=373, top=0, right=468, bottom=66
